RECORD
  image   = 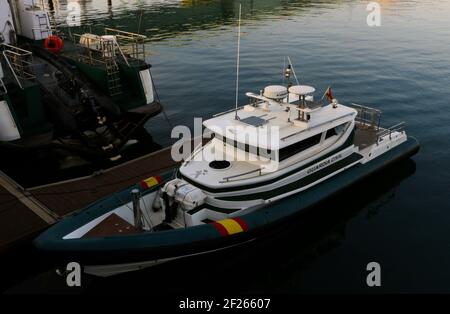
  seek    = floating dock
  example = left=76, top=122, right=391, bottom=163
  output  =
left=0, top=145, right=180, bottom=252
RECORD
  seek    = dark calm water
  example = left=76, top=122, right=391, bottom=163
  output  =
left=3, top=0, right=450, bottom=294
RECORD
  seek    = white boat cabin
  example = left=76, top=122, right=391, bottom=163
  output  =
left=179, top=85, right=357, bottom=190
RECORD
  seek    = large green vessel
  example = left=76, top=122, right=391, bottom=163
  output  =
left=0, top=0, right=164, bottom=186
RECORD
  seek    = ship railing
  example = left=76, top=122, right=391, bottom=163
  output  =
left=73, top=33, right=120, bottom=65
left=0, top=78, right=7, bottom=95
left=74, top=32, right=101, bottom=66
left=213, top=106, right=246, bottom=117
left=28, top=0, right=47, bottom=10
left=73, top=31, right=139, bottom=67
left=376, top=122, right=405, bottom=143
left=1, top=44, right=35, bottom=89
left=348, top=103, right=382, bottom=130
left=220, top=168, right=263, bottom=183
left=105, top=28, right=148, bottom=64
left=183, top=140, right=204, bottom=166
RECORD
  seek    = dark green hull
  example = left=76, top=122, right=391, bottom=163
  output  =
left=0, top=38, right=163, bottom=187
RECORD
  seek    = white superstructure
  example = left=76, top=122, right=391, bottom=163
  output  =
left=160, top=71, right=407, bottom=227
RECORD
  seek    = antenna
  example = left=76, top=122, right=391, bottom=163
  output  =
left=137, top=9, right=144, bottom=35
left=287, top=56, right=300, bottom=85
left=234, top=3, right=242, bottom=120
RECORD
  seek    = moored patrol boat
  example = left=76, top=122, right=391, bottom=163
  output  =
left=34, top=62, right=419, bottom=276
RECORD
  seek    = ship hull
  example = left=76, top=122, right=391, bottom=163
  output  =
left=34, top=137, right=419, bottom=277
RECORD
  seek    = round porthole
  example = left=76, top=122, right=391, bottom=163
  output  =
left=209, top=160, right=231, bottom=170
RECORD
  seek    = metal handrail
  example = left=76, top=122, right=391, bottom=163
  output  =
left=0, top=78, right=7, bottom=94
left=348, top=102, right=382, bottom=113
left=213, top=105, right=245, bottom=117
left=105, top=28, right=147, bottom=40
left=183, top=140, right=204, bottom=165
left=348, top=102, right=381, bottom=130
left=220, top=167, right=262, bottom=183
left=104, top=28, right=147, bottom=63
left=2, top=54, right=22, bottom=89
left=1, top=44, right=35, bottom=89
left=74, top=32, right=131, bottom=66
left=377, top=122, right=405, bottom=142
left=280, top=112, right=355, bottom=141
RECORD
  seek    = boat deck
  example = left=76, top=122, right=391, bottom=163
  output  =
left=354, top=122, right=379, bottom=149
left=83, top=213, right=140, bottom=238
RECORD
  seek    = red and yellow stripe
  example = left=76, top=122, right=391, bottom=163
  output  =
left=140, top=175, right=162, bottom=189
left=212, top=218, right=248, bottom=236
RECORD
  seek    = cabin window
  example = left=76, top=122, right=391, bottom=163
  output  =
left=279, top=133, right=322, bottom=161
left=215, top=135, right=272, bottom=158
left=325, top=128, right=337, bottom=139
left=325, top=123, right=347, bottom=139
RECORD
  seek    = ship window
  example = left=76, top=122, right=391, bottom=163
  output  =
left=325, top=128, right=337, bottom=139
left=216, top=135, right=272, bottom=158
left=279, top=133, right=322, bottom=161
left=325, top=123, right=347, bottom=139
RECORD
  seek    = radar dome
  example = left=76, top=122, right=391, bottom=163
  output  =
left=263, top=85, right=288, bottom=100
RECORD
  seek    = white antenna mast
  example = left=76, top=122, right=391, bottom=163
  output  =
left=287, top=56, right=300, bottom=85
left=234, top=3, right=242, bottom=120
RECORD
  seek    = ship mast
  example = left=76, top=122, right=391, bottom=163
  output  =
left=234, top=3, right=242, bottom=120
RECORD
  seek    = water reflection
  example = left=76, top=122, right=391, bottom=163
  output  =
left=44, top=0, right=353, bottom=41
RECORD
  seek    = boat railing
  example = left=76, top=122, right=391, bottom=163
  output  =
left=104, top=28, right=148, bottom=63
left=1, top=44, right=36, bottom=89
left=0, top=77, right=7, bottom=95
left=220, top=167, right=262, bottom=183
left=213, top=106, right=246, bottom=117
left=348, top=103, right=381, bottom=130
left=281, top=112, right=355, bottom=141
left=73, top=32, right=131, bottom=67
left=183, top=140, right=204, bottom=166
left=376, top=122, right=405, bottom=143
left=30, top=0, right=48, bottom=10
left=213, top=97, right=275, bottom=118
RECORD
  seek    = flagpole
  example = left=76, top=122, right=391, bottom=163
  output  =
left=287, top=56, right=300, bottom=85
left=234, top=4, right=242, bottom=120
left=321, top=86, right=330, bottom=101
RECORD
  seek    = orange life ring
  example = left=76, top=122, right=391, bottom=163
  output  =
left=43, top=35, right=64, bottom=54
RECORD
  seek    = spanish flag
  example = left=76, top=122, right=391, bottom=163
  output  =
left=212, top=218, right=249, bottom=236
left=325, top=87, right=333, bottom=102
left=140, top=175, right=162, bottom=189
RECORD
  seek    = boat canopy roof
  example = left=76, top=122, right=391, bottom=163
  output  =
left=203, top=92, right=357, bottom=150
